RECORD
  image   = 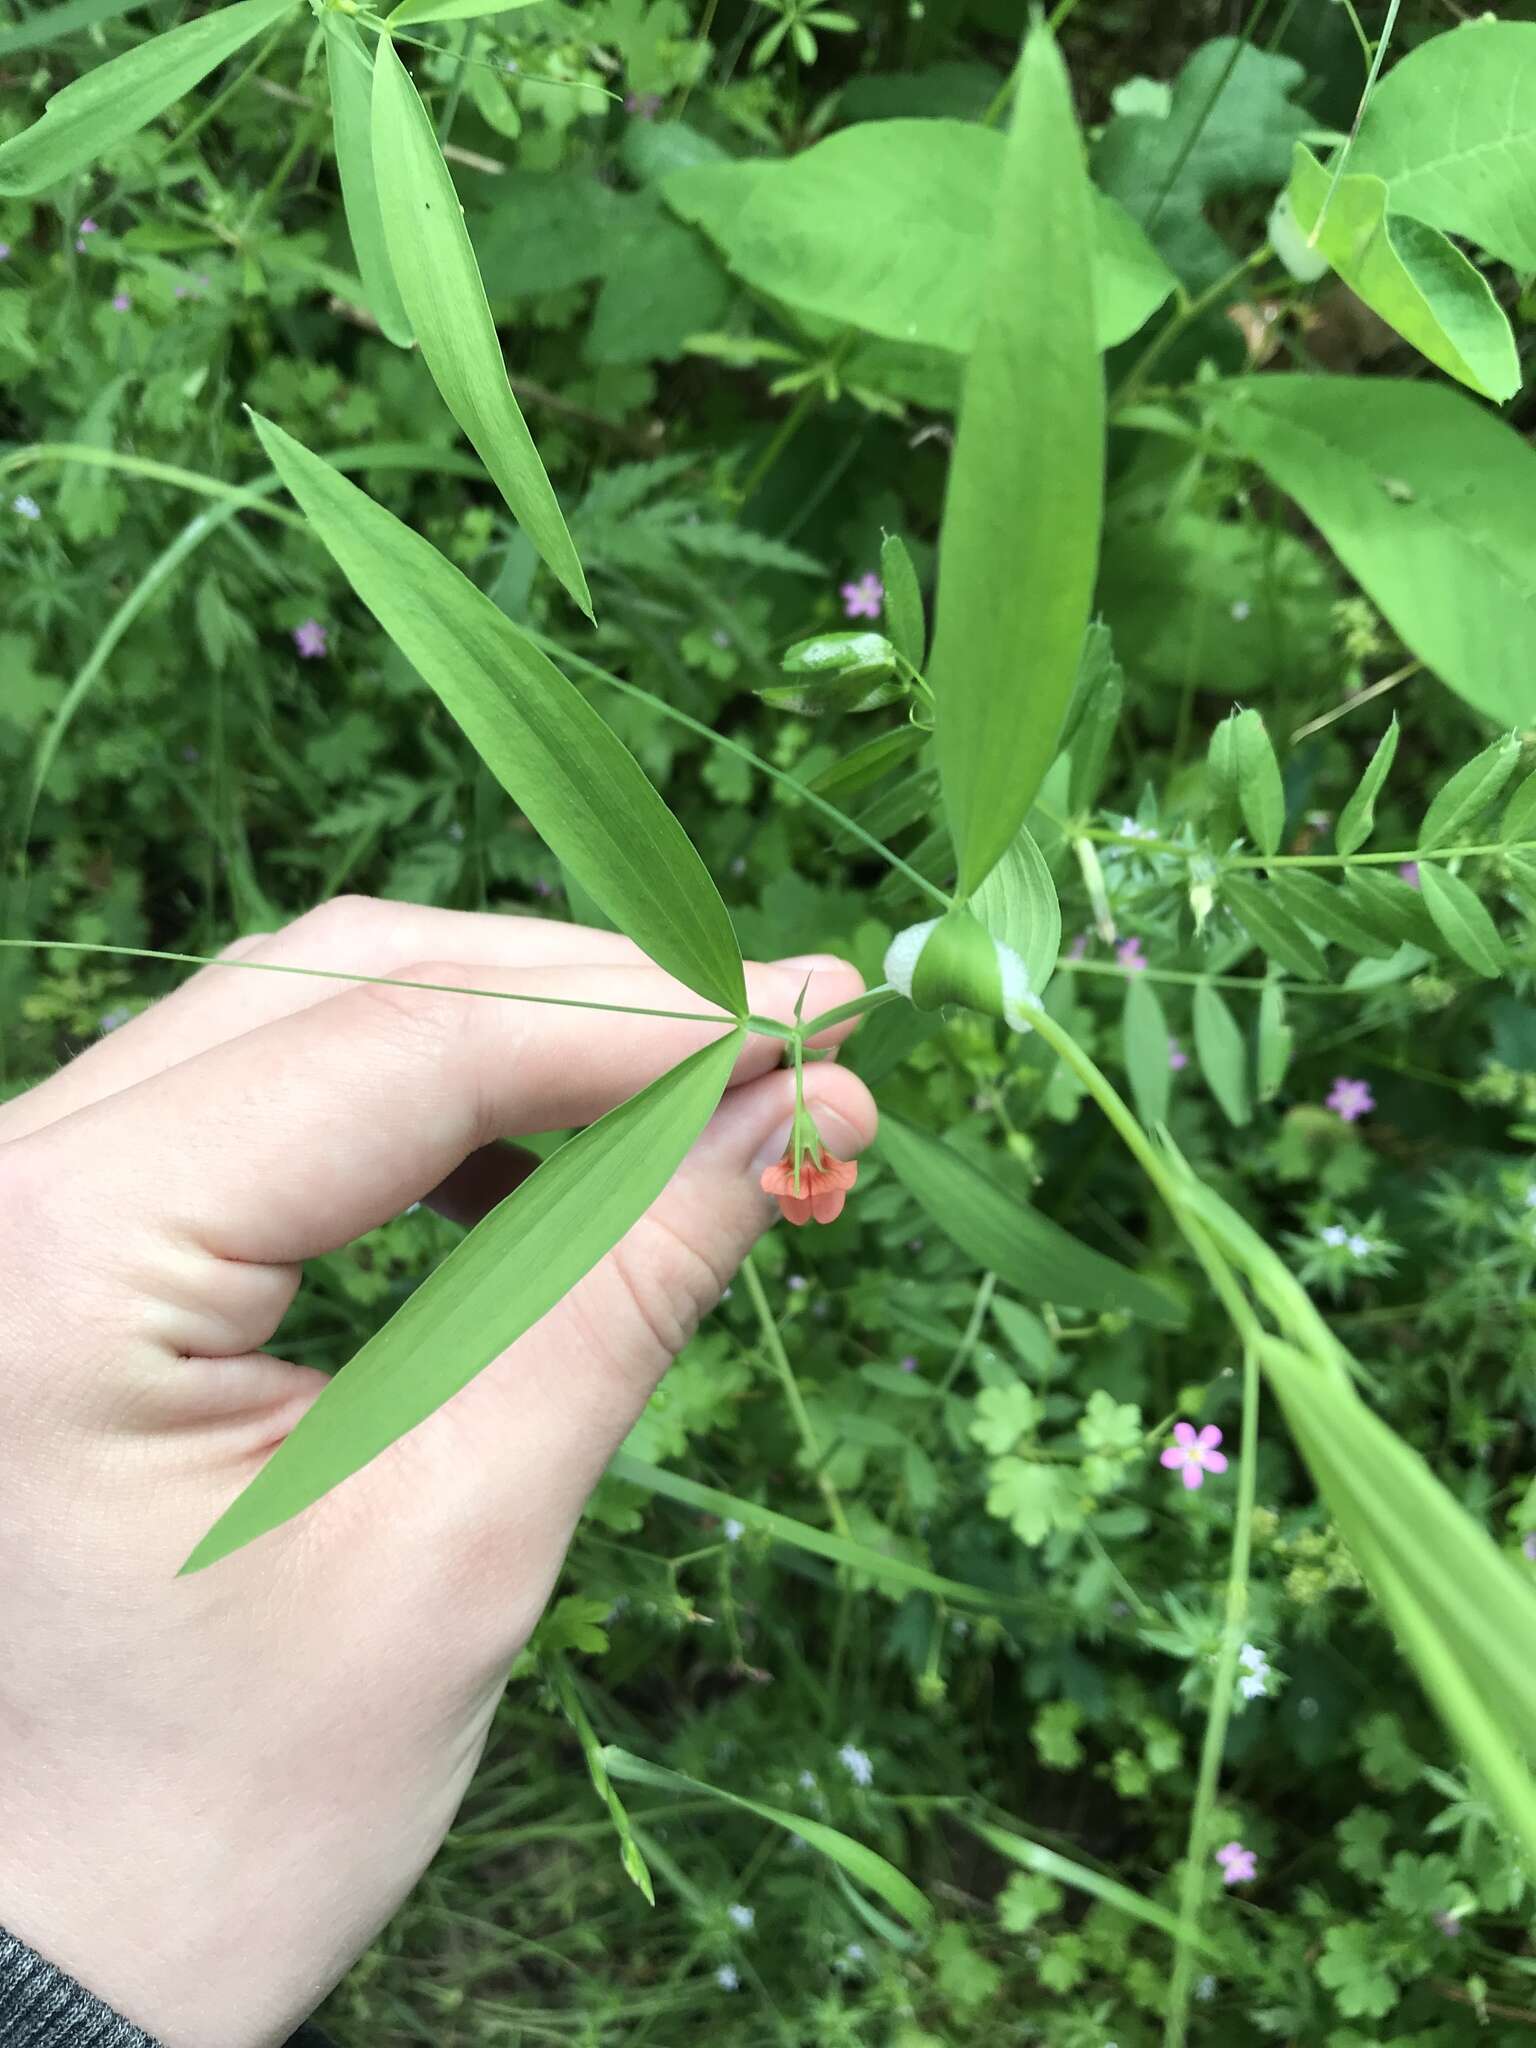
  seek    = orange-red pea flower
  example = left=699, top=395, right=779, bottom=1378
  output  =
left=760, top=1148, right=859, bottom=1226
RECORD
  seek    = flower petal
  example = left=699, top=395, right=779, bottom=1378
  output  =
left=810, top=1184, right=848, bottom=1224
left=1201, top=1448, right=1229, bottom=1476
left=1196, top=1424, right=1224, bottom=1451
left=760, top=1160, right=797, bottom=1198
left=778, top=1192, right=815, bottom=1226
left=1181, top=1463, right=1205, bottom=1490
left=1159, top=1447, right=1186, bottom=1471
left=1172, top=1420, right=1198, bottom=1447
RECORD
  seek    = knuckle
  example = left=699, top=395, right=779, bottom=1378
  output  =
left=607, top=1211, right=729, bottom=1366
left=288, top=893, right=382, bottom=954
left=215, top=930, right=272, bottom=963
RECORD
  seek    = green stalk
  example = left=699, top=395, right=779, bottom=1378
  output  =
left=1163, top=1340, right=1261, bottom=2045
left=740, top=1252, right=852, bottom=1543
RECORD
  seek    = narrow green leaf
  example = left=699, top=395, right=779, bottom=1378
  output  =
left=1231, top=709, right=1285, bottom=856
left=608, top=1452, right=1024, bottom=1613
left=1335, top=718, right=1399, bottom=856
left=1205, top=712, right=1241, bottom=847
left=1344, top=867, right=1441, bottom=955
left=1220, top=874, right=1328, bottom=983
left=1066, top=662, right=1123, bottom=816
left=879, top=531, right=925, bottom=672
left=550, top=1659, right=654, bottom=1903
left=324, top=16, right=412, bottom=349
left=1192, top=981, right=1250, bottom=1127
left=809, top=725, right=925, bottom=804
left=0, top=0, right=296, bottom=195
left=390, top=0, right=540, bottom=21
left=1268, top=872, right=1395, bottom=961
left=877, top=1113, right=1182, bottom=1327
left=931, top=23, right=1104, bottom=894
left=0, top=0, right=153, bottom=59
left=1256, top=976, right=1292, bottom=1101
left=971, top=825, right=1061, bottom=999
left=184, top=1031, right=743, bottom=1572
left=1500, top=767, right=1536, bottom=845
left=251, top=414, right=745, bottom=1015
left=601, top=1748, right=932, bottom=1929
left=1288, top=144, right=1519, bottom=403
left=969, top=1818, right=1213, bottom=1954
left=1419, top=731, right=1522, bottom=851
left=371, top=34, right=592, bottom=616
left=1122, top=974, right=1171, bottom=1129
left=1417, top=862, right=1507, bottom=977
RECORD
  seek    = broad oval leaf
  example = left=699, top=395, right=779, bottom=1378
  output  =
left=1417, top=861, right=1507, bottom=978
left=1288, top=144, right=1518, bottom=403
left=1203, top=378, right=1536, bottom=727
left=252, top=413, right=746, bottom=1015
left=0, top=0, right=297, bottom=195
left=185, top=1030, right=744, bottom=1571
left=931, top=25, right=1105, bottom=895
left=1231, top=708, right=1285, bottom=856
left=1346, top=19, right=1536, bottom=273
left=663, top=119, right=1173, bottom=359
left=600, top=1748, right=932, bottom=1930
left=877, top=1113, right=1182, bottom=1327
left=1192, top=981, right=1251, bottom=1127
left=371, top=34, right=591, bottom=616
left=324, top=15, right=412, bottom=348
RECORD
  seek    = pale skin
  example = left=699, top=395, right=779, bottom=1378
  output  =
left=0, top=896, right=875, bottom=2048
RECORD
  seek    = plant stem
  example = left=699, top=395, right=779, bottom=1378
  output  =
left=436, top=21, right=478, bottom=146
left=1112, top=241, right=1273, bottom=410
left=740, top=1254, right=852, bottom=1543
left=1163, top=1340, right=1261, bottom=2045
left=938, top=1272, right=996, bottom=1395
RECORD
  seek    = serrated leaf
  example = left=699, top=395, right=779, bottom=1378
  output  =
left=1336, top=719, right=1399, bottom=856
left=877, top=1114, right=1181, bottom=1326
left=931, top=24, right=1104, bottom=895
left=251, top=414, right=746, bottom=1015
left=1122, top=973, right=1171, bottom=1129
left=1420, top=732, right=1522, bottom=852
left=1268, top=872, right=1396, bottom=961
left=1192, top=981, right=1250, bottom=1126
left=985, top=1459, right=1074, bottom=1545
left=325, top=16, right=412, bottom=349
left=1417, top=862, right=1507, bottom=978
left=880, top=531, right=925, bottom=671
left=371, top=35, right=591, bottom=616
left=1221, top=873, right=1328, bottom=982
left=185, top=1030, right=744, bottom=1572
left=0, top=0, right=297, bottom=194
left=1232, top=709, right=1285, bottom=855
left=971, top=825, right=1062, bottom=1000
left=970, top=1383, right=1041, bottom=1456
left=1288, top=143, right=1518, bottom=403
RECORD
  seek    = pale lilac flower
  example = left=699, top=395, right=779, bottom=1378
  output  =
left=838, top=1743, right=874, bottom=1787
left=625, top=91, right=663, bottom=118
left=1215, top=1840, right=1256, bottom=1885
left=715, top=1964, right=740, bottom=1991
left=292, top=618, right=328, bottom=658
left=840, top=572, right=883, bottom=620
left=1161, top=1421, right=1228, bottom=1491
left=0, top=243, right=11, bottom=260
left=1116, top=936, right=1147, bottom=974
left=12, top=494, right=40, bottom=521
left=98, top=1006, right=132, bottom=1034
left=111, top=291, right=131, bottom=312
left=1326, top=1076, right=1375, bottom=1123
left=786, top=1273, right=807, bottom=1293
left=797, top=1769, right=817, bottom=1790
left=1523, top=1533, right=1536, bottom=1563
left=1433, top=1910, right=1463, bottom=1938
left=722, top=1518, right=744, bottom=1543
left=1397, top=861, right=1420, bottom=888
left=78, top=217, right=98, bottom=236
left=1168, top=1038, right=1188, bottom=1071
left=1320, top=1224, right=1348, bottom=1248
left=727, top=1903, right=754, bottom=1930
left=844, top=1942, right=866, bottom=1963
left=899, top=1353, right=919, bottom=1373
left=1067, top=932, right=1089, bottom=960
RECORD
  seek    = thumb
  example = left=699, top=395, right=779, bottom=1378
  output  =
left=427, top=1060, right=876, bottom=1543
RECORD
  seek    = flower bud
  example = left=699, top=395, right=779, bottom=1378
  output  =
left=883, top=907, right=1035, bottom=1032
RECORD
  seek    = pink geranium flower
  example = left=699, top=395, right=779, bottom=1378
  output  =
left=1116, top=936, right=1147, bottom=973
left=292, top=619, right=329, bottom=659
left=1161, top=1421, right=1227, bottom=1491
left=1216, top=1841, right=1256, bottom=1885
left=1326, top=1076, right=1375, bottom=1123
left=840, top=573, right=883, bottom=620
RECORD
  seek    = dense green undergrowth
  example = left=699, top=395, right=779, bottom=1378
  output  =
left=7, top=0, right=1536, bottom=2040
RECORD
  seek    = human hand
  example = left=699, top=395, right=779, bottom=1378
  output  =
left=0, top=898, right=874, bottom=2048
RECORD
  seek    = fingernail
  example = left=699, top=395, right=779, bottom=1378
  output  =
left=774, top=952, right=848, bottom=972
left=752, top=1113, right=797, bottom=1171
left=751, top=1096, right=866, bottom=1172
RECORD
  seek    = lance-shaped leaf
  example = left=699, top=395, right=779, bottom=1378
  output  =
left=1335, top=718, right=1399, bottom=855
left=878, top=1113, right=1181, bottom=1327
left=371, top=34, right=591, bottom=616
left=184, top=1030, right=744, bottom=1572
left=600, top=1748, right=932, bottom=1929
left=1122, top=973, right=1172, bottom=1129
left=931, top=23, right=1104, bottom=897
left=1192, top=981, right=1250, bottom=1127
left=324, top=15, right=412, bottom=348
left=252, top=413, right=746, bottom=1016
left=0, top=0, right=296, bottom=195
left=1419, top=731, right=1521, bottom=851
left=390, top=0, right=540, bottom=21
left=1418, top=862, right=1507, bottom=978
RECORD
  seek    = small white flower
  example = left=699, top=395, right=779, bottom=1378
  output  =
left=98, top=1006, right=132, bottom=1034
left=1298, top=1695, right=1320, bottom=1721
left=798, top=1769, right=817, bottom=1790
left=1195, top=1974, right=1217, bottom=2001
left=1118, top=816, right=1158, bottom=841
left=727, top=1902, right=754, bottom=1930
left=722, top=1518, right=744, bottom=1543
left=1524, top=1185, right=1536, bottom=1210
left=13, top=493, right=41, bottom=520
left=1238, top=1642, right=1266, bottom=1672
left=1239, top=1671, right=1267, bottom=1700
left=715, top=1964, right=740, bottom=1991
left=845, top=1942, right=866, bottom=1962
left=838, top=1743, right=874, bottom=1786
left=1319, top=1224, right=1348, bottom=1248
left=1230, top=599, right=1252, bottom=622
left=1346, top=1233, right=1372, bottom=1258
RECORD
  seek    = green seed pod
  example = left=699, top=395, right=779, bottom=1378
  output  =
left=883, top=907, right=1035, bottom=1031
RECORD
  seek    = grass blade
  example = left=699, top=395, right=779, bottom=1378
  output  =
left=324, top=15, right=412, bottom=348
